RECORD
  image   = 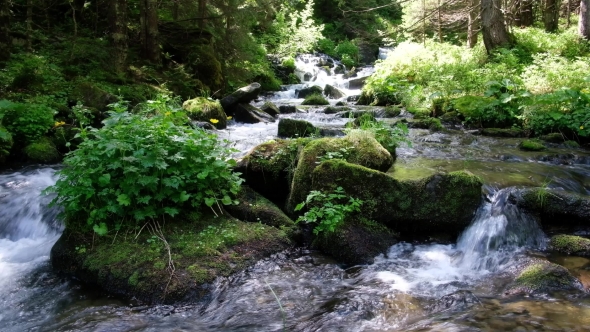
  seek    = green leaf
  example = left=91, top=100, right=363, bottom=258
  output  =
left=179, top=191, right=190, bottom=202
left=98, top=174, right=111, bottom=186
left=204, top=197, right=216, bottom=207
left=93, top=222, right=108, bottom=236
left=117, top=194, right=131, bottom=206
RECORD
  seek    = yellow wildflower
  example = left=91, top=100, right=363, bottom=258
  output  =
left=581, top=126, right=585, bottom=130
left=210, top=118, right=219, bottom=124
left=164, top=111, right=172, bottom=116
left=54, top=121, right=66, bottom=127
left=227, top=116, right=233, bottom=120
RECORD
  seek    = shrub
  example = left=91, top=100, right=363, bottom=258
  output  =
left=23, top=137, right=61, bottom=163
left=0, top=125, right=13, bottom=163
left=47, top=106, right=243, bottom=235
left=0, top=100, right=56, bottom=144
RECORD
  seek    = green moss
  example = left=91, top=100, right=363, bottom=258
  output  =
left=509, top=260, right=582, bottom=295
left=383, top=106, right=402, bottom=117
left=287, top=135, right=394, bottom=212
left=550, top=234, right=590, bottom=256
left=519, top=139, right=546, bottom=151
left=128, top=271, right=139, bottom=286
left=23, top=137, right=61, bottom=163
left=278, top=118, right=318, bottom=138
left=70, top=81, right=116, bottom=112
left=540, top=132, right=563, bottom=143
left=190, top=46, right=223, bottom=92
left=226, top=186, right=296, bottom=230
left=0, top=126, right=13, bottom=164
left=481, top=128, right=524, bottom=137
left=301, top=93, right=329, bottom=106
left=411, top=117, right=443, bottom=131
left=182, top=97, right=227, bottom=129
left=260, top=101, right=280, bottom=117
left=564, top=140, right=580, bottom=148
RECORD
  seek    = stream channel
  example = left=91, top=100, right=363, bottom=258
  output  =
left=1, top=54, right=590, bottom=331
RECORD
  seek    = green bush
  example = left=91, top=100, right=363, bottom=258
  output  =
left=0, top=100, right=56, bottom=144
left=317, top=38, right=336, bottom=57
left=335, top=40, right=359, bottom=67
left=0, top=125, right=13, bottom=162
left=47, top=106, right=243, bottom=235
left=281, top=57, right=296, bottom=71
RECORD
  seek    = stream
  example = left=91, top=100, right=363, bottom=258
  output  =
left=1, top=54, right=590, bottom=332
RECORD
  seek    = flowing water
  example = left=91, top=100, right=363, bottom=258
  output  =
left=1, top=54, right=590, bottom=331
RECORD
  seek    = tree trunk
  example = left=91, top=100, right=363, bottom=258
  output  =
left=198, top=0, right=207, bottom=29
left=581, top=0, right=590, bottom=39
left=26, top=0, right=33, bottom=51
left=468, top=0, right=480, bottom=48
left=109, top=0, right=128, bottom=73
left=140, top=0, right=160, bottom=64
left=0, top=0, right=9, bottom=62
left=543, top=0, right=560, bottom=32
left=481, top=0, right=512, bottom=53
left=518, top=0, right=534, bottom=26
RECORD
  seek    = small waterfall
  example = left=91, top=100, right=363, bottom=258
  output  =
left=456, top=188, right=547, bottom=272
left=378, top=47, right=394, bottom=60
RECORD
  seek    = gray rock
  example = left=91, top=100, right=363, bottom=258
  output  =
left=348, top=76, right=367, bottom=89
left=324, top=84, right=346, bottom=99
left=234, top=103, right=276, bottom=124
left=279, top=105, right=297, bottom=114
left=505, top=259, right=583, bottom=296
left=430, top=291, right=481, bottom=313
left=220, top=83, right=261, bottom=115
left=260, top=101, right=280, bottom=117
left=278, top=118, right=318, bottom=138
left=296, top=85, right=323, bottom=99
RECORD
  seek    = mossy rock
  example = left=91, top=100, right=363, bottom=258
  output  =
left=70, top=82, right=117, bottom=112
left=409, top=118, right=443, bottom=131
left=310, top=160, right=483, bottom=238
left=540, top=132, right=564, bottom=143
left=509, top=188, right=590, bottom=229
left=235, top=138, right=313, bottom=207
left=519, top=139, right=545, bottom=151
left=383, top=106, right=402, bottom=118
left=564, top=140, right=580, bottom=148
left=279, top=105, right=297, bottom=114
left=480, top=128, right=524, bottom=138
left=324, top=106, right=351, bottom=114
left=52, top=125, right=82, bottom=153
left=550, top=234, right=590, bottom=256
left=182, top=97, right=227, bottom=129
left=296, top=85, right=323, bottom=99
left=0, top=126, right=13, bottom=164
left=313, top=218, right=398, bottom=265
left=505, top=260, right=583, bottom=296
left=260, top=101, right=280, bottom=117
left=23, top=137, right=61, bottom=163
left=189, top=46, right=223, bottom=92
left=225, top=186, right=297, bottom=236
left=51, top=213, right=292, bottom=304
left=301, top=93, right=329, bottom=106
left=220, top=83, right=262, bottom=115
left=287, top=135, right=394, bottom=212
left=234, top=103, right=276, bottom=124
left=278, top=118, right=318, bottom=138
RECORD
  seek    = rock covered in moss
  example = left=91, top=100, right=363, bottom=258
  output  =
left=182, top=97, right=227, bottom=129
left=519, top=139, right=545, bottom=151
left=324, top=84, right=346, bottom=99
left=564, top=140, right=580, bottom=148
left=279, top=105, right=297, bottom=114
left=310, top=160, right=482, bottom=237
left=296, top=85, right=323, bottom=99
left=234, top=103, right=276, bottom=124
left=301, top=93, right=329, bottom=106
left=409, top=118, right=443, bottom=131
left=383, top=106, right=402, bottom=118
left=313, top=218, right=398, bottom=265
left=235, top=138, right=312, bottom=207
left=287, top=135, right=394, bottom=211
left=24, top=137, right=61, bottom=163
left=540, top=132, right=564, bottom=143
left=51, top=213, right=293, bottom=304
left=0, top=125, right=13, bottom=164
left=505, top=260, right=583, bottom=296
left=324, top=106, right=351, bottom=114
left=259, top=101, right=280, bottom=117
left=509, top=188, right=590, bottom=229
left=220, top=83, right=261, bottom=114
left=225, top=186, right=296, bottom=233
left=550, top=235, right=590, bottom=256
left=278, top=118, right=318, bottom=138
left=70, top=81, right=117, bottom=112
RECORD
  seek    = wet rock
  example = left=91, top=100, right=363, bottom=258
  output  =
left=334, top=65, right=345, bottom=75
left=234, top=103, right=276, bottom=124
left=279, top=105, right=297, bottom=114
left=343, top=67, right=357, bottom=79
left=24, top=137, right=61, bottom=163
left=318, top=127, right=345, bottom=137
left=220, top=82, right=261, bottom=115
left=190, top=121, right=216, bottom=130
left=310, top=160, right=483, bottom=237
left=303, top=72, right=313, bottom=82
left=408, top=118, right=443, bottom=131
left=348, top=76, right=367, bottom=89
left=478, top=128, right=524, bottom=138
left=550, top=234, right=590, bottom=257
left=324, top=106, right=351, bottom=114
left=505, top=260, right=583, bottom=296
left=296, top=85, right=323, bottom=99
left=335, top=101, right=346, bottom=106
left=430, top=290, right=481, bottom=313
left=278, top=118, right=319, bottom=138
left=287, top=136, right=394, bottom=212
left=183, top=97, right=227, bottom=129
left=259, top=101, right=280, bottom=117
left=324, top=84, right=346, bottom=99
left=383, top=106, right=402, bottom=118
left=509, top=188, right=590, bottom=229
left=301, top=94, right=329, bottom=106
left=540, top=132, right=564, bottom=143
left=235, top=138, right=313, bottom=207
left=519, top=139, right=546, bottom=151
left=347, top=95, right=361, bottom=103
left=439, top=111, right=461, bottom=124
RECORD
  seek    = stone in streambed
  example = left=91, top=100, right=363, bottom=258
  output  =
left=259, top=101, right=280, bottom=117
left=182, top=97, right=227, bottom=129
left=278, top=118, right=318, bottom=138
left=550, top=234, right=590, bottom=257
left=505, top=259, right=583, bottom=296
left=234, top=104, right=275, bottom=124
left=220, top=83, right=261, bottom=115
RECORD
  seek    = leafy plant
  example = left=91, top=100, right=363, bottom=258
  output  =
left=346, top=115, right=410, bottom=154
left=0, top=100, right=56, bottom=144
left=295, top=187, right=363, bottom=235
left=46, top=102, right=243, bottom=235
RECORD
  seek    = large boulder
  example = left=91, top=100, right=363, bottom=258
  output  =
left=234, top=103, right=276, bottom=124
left=220, top=83, right=261, bottom=115
left=348, top=76, right=367, bottom=90
left=225, top=186, right=297, bottom=230
left=504, top=260, right=583, bottom=296
left=70, top=82, right=117, bottom=113
left=309, top=160, right=482, bottom=237
left=278, top=118, right=318, bottom=138
left=509, top=188, right=590, bottom=229
left=287, top=135, right=394, bottom=212
left=182, top=97, right=227, bottom=129
left=51, top=212, right=293, bottom=304
left=324, top=84, right=346, bottom=99
left=279, top=105, right=297, bottom=114
left=296, top=85, right=323, bottom=99
left=23, top=137, right=61, bottom=163
left=235, top=138, right=313, bottom=207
